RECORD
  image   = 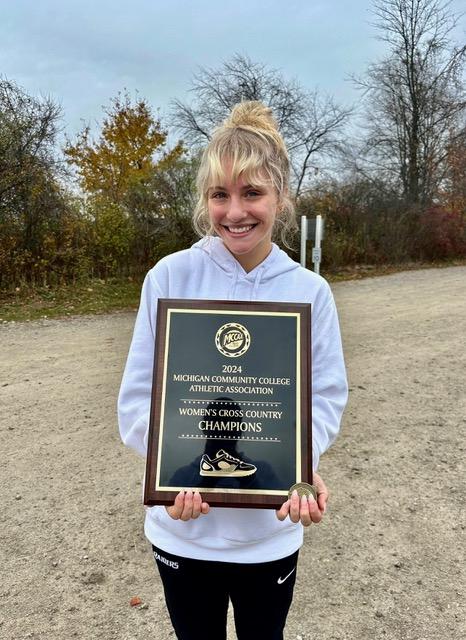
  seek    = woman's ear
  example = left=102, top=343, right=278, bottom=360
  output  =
left=277, top=193, right=287, bottom=216
left=278, top=185, right=289, bottom=208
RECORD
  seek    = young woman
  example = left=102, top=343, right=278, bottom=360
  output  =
left=118, top=101, right=348, bottom=640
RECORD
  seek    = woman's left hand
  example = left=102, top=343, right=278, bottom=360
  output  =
left=275, top=472, right=329, bottom=526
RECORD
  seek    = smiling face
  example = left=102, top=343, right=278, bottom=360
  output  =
left=207, top=164, right=279, bottom=272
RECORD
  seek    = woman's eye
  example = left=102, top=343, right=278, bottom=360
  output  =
left=246, top=190, right=261, bottom=198
left=211, top=192, right=227, bottom=199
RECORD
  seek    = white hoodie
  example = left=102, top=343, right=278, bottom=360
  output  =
left=118, top=237, right=348, bottom=563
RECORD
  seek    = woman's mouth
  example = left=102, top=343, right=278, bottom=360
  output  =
left=222, top=224, right=257, bottom=235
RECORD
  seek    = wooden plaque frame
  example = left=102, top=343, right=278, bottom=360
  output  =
left=144, top=299, right=312, bottom=509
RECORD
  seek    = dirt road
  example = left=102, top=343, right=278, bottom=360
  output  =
left=1, top=266, right=465, bottom=639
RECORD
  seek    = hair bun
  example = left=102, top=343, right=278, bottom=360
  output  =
left=226, top=101, right=278, bottom=134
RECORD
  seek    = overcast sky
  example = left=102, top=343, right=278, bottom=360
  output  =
left=1, top=0, right=464, bottom=141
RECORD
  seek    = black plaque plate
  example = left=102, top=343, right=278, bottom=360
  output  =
left=144, top=299, right=312, bottom=508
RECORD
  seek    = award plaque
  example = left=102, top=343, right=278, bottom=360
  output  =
left=144, top=299, right=312, bottom=509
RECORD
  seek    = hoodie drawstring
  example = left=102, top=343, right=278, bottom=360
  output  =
left=251, top=266, right=265, bottom=300
left=227, top=263, right=265, bottom=300
left=228, top=261, right=239, bottom=299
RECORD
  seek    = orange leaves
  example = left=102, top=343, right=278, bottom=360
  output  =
left=64, top=91, right=183, bottom=202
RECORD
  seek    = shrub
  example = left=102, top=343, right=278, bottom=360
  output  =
left=417, top=206, right=466, bottom=260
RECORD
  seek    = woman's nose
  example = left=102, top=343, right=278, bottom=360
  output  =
left=227, top=195, right=247, bottom=221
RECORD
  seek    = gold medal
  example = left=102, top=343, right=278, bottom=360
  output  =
left=288, top=482, right=317, bottom=500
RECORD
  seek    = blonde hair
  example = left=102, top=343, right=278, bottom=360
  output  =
left=193, top=101, right=297, bottom=247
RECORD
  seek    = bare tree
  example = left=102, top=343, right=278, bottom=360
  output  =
left=287, top=92, right=351, bottom=198
left=171, top=54, right=352, bottom=198
left=0, top=78, right=68, bottom=283
left=355, top=0, right=466, bottom=206
left=0, top=78, right=62, bottom=206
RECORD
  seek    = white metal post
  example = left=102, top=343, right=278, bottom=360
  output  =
left=312, top=214, right=323, bottom=274
left=300, top=215, right=308, bottom=267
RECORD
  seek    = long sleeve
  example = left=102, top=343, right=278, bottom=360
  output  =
left=118, top=271, right=163, bottom=457
left=311, top=288, right=348, bottom=471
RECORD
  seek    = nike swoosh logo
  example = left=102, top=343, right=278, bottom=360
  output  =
left=277, top=568, right=296, bottom=584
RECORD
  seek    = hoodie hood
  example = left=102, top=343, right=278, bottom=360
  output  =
left=192, top=237, right=300, bottom=300
left=193, top=236, right=299, bottom=280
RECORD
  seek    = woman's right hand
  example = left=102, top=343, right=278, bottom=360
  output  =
left=165, top=490, right=210, bottom=520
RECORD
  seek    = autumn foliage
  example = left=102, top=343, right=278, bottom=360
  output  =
left=1, top=58, right=465, bottom=293
left=61, top=92, right=193, bottom=278
left=64, top=93, right=183, bottom=201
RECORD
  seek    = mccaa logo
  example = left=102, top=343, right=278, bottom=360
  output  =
left=215, top=323, right=251, bottom=358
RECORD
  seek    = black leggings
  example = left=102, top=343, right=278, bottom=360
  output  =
left=152, top=545, right=299, bottom=640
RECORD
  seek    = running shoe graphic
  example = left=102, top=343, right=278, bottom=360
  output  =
left=199, top=449, right=257, bottom=477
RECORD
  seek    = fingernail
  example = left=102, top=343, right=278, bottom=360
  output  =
left=301, top=494, right=307, bottom=504
left=308, top=494, right=316, bottom=503
left=292, top=490, right=298, bottom=498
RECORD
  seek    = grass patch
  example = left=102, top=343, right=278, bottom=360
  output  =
left=0, top=278, right=143, bottom=322
left=1, top=258, right=465, bottom=323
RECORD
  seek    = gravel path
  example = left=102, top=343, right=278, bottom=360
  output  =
left=1, top=266, right=465, bottom=639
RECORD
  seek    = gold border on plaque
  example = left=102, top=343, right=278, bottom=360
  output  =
left=155, top=308, right=302, bottom=496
